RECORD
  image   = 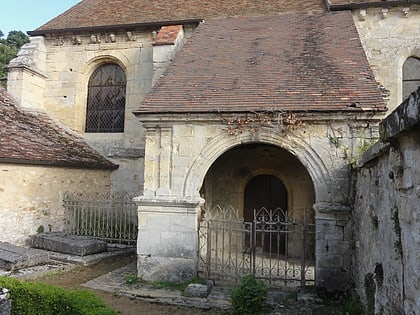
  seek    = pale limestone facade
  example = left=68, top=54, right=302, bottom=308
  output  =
left=352, top=4, right=420, bottom=111
left=134, top=112, right=383, bottom=289
left=0, top=164, right=112, bottom=245
left=4, top=1, right=420, bottom=292
left=7, top=26, right=194, bottom=193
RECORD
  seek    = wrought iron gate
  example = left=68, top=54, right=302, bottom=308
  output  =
left=198, top=205, right=315, bottom=287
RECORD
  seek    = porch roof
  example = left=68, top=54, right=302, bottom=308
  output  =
left=135, top=11, right=386, bottom=114
left=30, top=0, right=326, bottom=35
left=0, top=87, right=118, bottom=169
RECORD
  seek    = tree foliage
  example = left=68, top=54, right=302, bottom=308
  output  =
left=0, top=30, right=29, bottom=84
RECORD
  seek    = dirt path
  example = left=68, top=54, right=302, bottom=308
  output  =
left=35, top=255, right=222, bottom=315
left=34, top=256, right=345, bottom=315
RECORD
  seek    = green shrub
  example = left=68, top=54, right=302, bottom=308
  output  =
left=230, top=274, right=268, bottom=315
left=342, top=290, right=365, bottom=315
left=0, top=276, right=116, bottom=315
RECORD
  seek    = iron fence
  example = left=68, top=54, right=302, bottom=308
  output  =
left=63, top=191, right=138, bottom=245
left=199, top=205, right=315, bottom=288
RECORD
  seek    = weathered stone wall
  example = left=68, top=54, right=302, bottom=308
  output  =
left=0, top=163, right=112, bottom=245
left=137, top=112, right=382, bottom=289
left=353, top=88, right=420, bottom=314
left=7, top=26, right=194, bottom=193
left=353, top=4, right=420, bottom=112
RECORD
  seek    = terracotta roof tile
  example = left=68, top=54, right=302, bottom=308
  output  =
left=33, top=0, right=326, bottom=33
left=153, top=25, right=183, bottom=46
left=0, top=87, right=117, bottom=169
left=135, top=11, right=386, bottom=114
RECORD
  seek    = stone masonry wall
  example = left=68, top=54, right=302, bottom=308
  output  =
left=353, top=88, right=420, bottom=314
left=353, top=4, right=420, bottom=112
left=0, top=163, right=112, bottom=245
left=7, top=27, right=193, bottom=193
left=138, top=112, right=382, bottom=290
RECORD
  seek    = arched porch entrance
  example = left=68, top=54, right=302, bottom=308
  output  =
left=198, top=143, right=315, bottom=287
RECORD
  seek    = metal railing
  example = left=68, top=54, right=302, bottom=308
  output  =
left=63, top=191, right=138, bottom=245
left=199, top=205, right=315, bottom=287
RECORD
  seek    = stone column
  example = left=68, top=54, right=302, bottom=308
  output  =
left=314, top=202, right=352, bottom=291
left=135, top=196, right=204, bottom=283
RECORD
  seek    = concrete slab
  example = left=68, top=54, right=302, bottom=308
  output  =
left=30, top=232, right=107, bottom=256
left=0, top=242, right=49, bottom=271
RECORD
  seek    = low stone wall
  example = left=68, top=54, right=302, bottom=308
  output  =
left=352, top=87, right=420, bottom=314
left=0, top=164, right=112, bottom=245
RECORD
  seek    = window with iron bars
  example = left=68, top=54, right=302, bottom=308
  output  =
left=403, top=56, right=420, bottom=102
left=85, top=63, right=126, bottom=133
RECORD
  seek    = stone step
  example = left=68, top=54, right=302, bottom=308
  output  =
left=30, top=232, right=107, bottom=257
left=0, top=242, right=49, bottom=271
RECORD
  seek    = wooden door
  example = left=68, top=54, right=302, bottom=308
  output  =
left=244, top=175, right=288, bottom=254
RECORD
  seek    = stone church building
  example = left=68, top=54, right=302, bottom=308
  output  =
left=4, top=0, right=420, bottom=310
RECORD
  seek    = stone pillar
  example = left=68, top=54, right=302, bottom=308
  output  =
left=135, top=196, right=204, bottom=283
left=314, top=202, right=352, bottom=291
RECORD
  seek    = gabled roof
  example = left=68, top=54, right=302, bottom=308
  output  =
left=135, top=11, right=386, bottom=114
left=327, top=0, right=420, bottom=10
left=30, top=0, right=325, bottom=35
left=0, top=87, right=117, bottom=169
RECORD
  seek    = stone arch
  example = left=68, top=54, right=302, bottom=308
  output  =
left=237, top=167, right=293, bottom=215
left=74, top=54, right=130, bottom=132
left=183, top=128, right=330, bottom=204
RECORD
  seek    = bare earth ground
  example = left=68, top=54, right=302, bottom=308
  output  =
left=36, top=255, right=222, bottom=315
left=34, top=255, right=344, bottom=315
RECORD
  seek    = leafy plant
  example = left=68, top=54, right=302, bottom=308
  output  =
left=342, top=290, right=365, bottom=315
left=364, top=273, right=376, bottom=315
left=230, top=274, right=268, bottom=315
left=0, top=276, right=116, bottom=315
left=0, top=30, right=29, bottom=85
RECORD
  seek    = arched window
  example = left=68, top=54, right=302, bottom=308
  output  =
left=402, top=56, right=420, bottom=101
left=85, top=63, right=126, bottom=133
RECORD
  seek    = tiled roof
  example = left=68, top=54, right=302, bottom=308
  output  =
left=0, top=87, right=117, bottom=169
left=327, top=0, right=420, bottom=10
left=153, top=25, right=183, bottom=46
left=135, top=11, right=386, bottom=114
left=32, top=0, right=325, bottom=33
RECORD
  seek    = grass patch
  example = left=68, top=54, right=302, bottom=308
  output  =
left=124, top=274, right=206, bottom=292
left=0, top=276, right=116, bottom=315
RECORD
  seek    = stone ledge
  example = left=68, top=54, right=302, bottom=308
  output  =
left=380, top=87, right=420, bottom=141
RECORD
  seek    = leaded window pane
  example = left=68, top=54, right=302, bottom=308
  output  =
left=86, top=64, right=126, bottom=133
left=403, top=57, right=420, bottom=101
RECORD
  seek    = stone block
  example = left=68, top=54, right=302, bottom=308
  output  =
left=137, top=255, right=196, bottom=283
left=0, top=242, right=49, bottom=271
left=30, top=232, right=107, bottom=256
left=184, top=282, right=212, bottom=298
left=317, top=254, right=343, bottom=268
left=316, top=267, right=349, bottom=291
left=0, top=288, right=11, bottom=315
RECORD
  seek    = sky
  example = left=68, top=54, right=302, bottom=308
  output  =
left=1, top=1, right=81, bottom=37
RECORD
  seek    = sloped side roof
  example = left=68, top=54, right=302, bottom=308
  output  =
left=327, top=0, right=420, bottom=10
left=0, top=87, right=117, bottom=169
left=32, top=0, right=325, bottom=34
left=135, top=11, right=386, bottom=114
